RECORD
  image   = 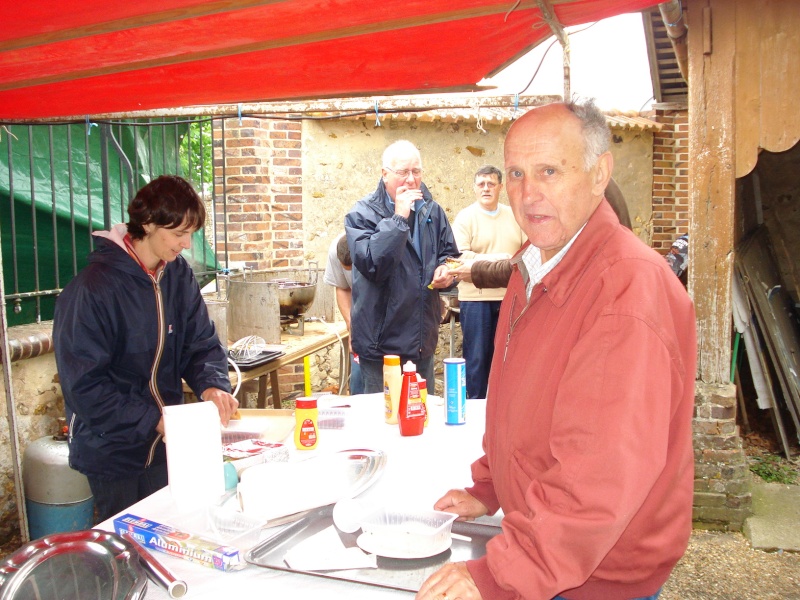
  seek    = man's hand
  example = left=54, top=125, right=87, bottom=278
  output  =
left=434, top=489, right=488, bottom=521
left=429, top=264, right=456, bottom=289
left=394, top=185, right=422, bottom=219
left=416, top=562, right=482, bottom=600
left=447, top=258, right=475, bottom=284
left=202, top=387, right=239, bottom=426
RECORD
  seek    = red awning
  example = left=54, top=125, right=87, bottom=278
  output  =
left=0, top=0, right=659, bottom=119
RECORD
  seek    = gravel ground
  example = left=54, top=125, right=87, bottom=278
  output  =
left=661, top=529, right=800, bottom=599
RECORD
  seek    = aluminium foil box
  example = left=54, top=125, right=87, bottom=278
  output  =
left=113, top=513, right=245, bottom=572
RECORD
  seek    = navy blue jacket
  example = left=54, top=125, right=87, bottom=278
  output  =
left=53, top=231, right=230, bottom=480
left=345, top=180, right=458, bottom=362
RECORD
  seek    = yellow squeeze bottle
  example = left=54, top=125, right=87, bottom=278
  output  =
left=383, top=355, right=402, bottom=424
left=294, top=397, right=318, bottom=450
left=418, top=376, right=429, bottom=426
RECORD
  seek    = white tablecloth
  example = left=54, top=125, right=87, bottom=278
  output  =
left=99, top=394, right=492, bottom=599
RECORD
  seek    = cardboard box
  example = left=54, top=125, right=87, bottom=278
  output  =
left=113, top=513, right=245, bottom=572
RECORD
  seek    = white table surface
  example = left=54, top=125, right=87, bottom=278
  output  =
left=99, top=394, right=493, bottom=599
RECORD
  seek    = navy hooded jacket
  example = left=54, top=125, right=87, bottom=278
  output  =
left=345, top=180, right=458, bottom=363
left=53, top=228, right=230, bottom=480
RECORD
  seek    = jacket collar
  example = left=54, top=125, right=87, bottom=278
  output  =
left=513, top=198, right=622, bottom=308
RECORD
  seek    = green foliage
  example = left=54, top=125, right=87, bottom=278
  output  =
left=179, top=119, right=213, bottom=186
left=749, top=454, right=798, bottom=485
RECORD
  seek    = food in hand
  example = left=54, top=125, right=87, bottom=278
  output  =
left=230, top=408, right=242, bottom=420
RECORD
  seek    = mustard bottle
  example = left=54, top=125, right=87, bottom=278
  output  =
left=294, top=397, right=319, bottom=450
left=418, top=376, right=429, bottom=426
left=383, top=355, right=402, bottom=424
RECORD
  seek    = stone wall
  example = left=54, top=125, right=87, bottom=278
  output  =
left=692, top=382, right=752, bottom=530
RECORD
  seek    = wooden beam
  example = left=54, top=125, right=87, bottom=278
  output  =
left=687, top=0, right=736, bottom=384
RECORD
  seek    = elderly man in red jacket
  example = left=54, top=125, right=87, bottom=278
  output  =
left=418, top=101, right=697, bottom=600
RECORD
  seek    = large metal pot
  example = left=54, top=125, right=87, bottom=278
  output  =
left=226, top=265, right=318, bottom=343
left=267, top=277, right=317, bottom=317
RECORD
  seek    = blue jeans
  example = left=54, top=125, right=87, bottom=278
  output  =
left=349, top=353, right=365, bottom=395
left=553, top=590, right=661, bottom=600
left=360, top=355, right=434, bottom=394
left=459, top=300, right=501, bottom=399
left=88, top=461, right=168, bottom=524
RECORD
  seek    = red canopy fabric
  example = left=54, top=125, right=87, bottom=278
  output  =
left=0, top=0, right=658, bottom=119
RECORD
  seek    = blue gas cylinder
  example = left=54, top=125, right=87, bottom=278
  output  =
left=22, top=430, right=94, bottom=539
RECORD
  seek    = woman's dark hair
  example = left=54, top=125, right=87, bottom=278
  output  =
left=126, top=175, right=205, bottom=240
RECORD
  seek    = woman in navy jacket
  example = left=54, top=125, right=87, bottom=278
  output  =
left=53, top=175, right=237, bottom=522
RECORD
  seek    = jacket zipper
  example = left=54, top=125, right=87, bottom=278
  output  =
left=145, top=270, right=167, bottom=468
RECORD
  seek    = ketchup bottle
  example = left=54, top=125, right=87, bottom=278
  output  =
left=398, top=361, right=426, bottom=436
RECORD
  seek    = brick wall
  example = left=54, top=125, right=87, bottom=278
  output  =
left=651, top=107, right=689, bottom=253
left=213, top=118, right=304, bottom=270
left=213, top=118, right=308, bottom=402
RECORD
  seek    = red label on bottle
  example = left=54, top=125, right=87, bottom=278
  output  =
left=298, top=418, right=317, bottom=447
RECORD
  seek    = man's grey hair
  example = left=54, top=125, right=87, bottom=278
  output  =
left=564, top=99, right=611, bottom=171
left=382, top=140, right=422, bottom=168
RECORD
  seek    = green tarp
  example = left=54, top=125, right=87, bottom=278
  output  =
left=0, top=121, right=218, bottom=327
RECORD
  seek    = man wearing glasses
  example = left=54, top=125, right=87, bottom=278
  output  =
left=345, top=140, right=459, bottom=392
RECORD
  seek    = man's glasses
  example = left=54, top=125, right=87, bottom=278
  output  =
left=385, top=167, right=423, bottom=178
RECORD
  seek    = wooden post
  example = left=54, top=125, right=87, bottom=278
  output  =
left=687, top=0, right=736, bottom=384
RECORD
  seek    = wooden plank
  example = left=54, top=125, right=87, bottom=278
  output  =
left=688, top=0, right=737, bottom=383
left=759, top=0, right=800, bottom=153
left=735, top=229, right=800, bottom=437
left=733, top=0, right=761, bottom=178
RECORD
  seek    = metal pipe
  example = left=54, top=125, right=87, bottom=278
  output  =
left=659, top=0, right=688, bottom=81
left=122, top=531, right=188, bottom=599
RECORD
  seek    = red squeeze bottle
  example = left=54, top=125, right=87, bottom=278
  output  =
left=398, top=361, right=426, bottom=437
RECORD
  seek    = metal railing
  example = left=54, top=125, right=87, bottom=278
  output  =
left=0, top=117, right=228, bottom=326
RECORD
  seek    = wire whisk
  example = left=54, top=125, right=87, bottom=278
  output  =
left=229, top=335, right=268, bottom=361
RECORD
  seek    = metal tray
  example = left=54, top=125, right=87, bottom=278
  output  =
left=0, top=529, right=147, bottom=600
left=230, top=349, right=285, bottom=369
left=245, top=505, right=501, bottom=592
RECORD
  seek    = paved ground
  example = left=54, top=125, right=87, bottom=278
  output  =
left=661, top=477, right=800, bottom=599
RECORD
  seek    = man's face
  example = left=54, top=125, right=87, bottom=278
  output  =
left=473, top=173, right=503, bottom=211
left=504, top=104, right=611, bottom=262
left=381, top=151, right=422, bottom=201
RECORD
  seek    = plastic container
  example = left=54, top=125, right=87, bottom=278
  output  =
left=383, top=355, right=402, bottom=424
left=398, top=361, right=426, bottom=437
left=294, top=397, right=319, bottom=450
left=444, top=357, right=467, bottom=425
left=358, top=507, right=458, bottom=557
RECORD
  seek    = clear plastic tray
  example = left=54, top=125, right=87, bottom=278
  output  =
left=358, top=508, right=458, bottom=557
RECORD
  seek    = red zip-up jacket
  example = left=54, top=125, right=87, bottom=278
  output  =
left=466, top=201, right=697, bottom=599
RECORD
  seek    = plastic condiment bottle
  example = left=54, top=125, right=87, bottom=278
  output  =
left=383, top=355, right=402, bottom=424
left=417, top=376, right=429, bottom=427
left=294, top=397, right=319, bottom=450
left=398, top=361, right=426, bottom=436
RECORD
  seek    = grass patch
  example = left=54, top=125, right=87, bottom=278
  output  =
left=749, top=454, right=799, bottom=485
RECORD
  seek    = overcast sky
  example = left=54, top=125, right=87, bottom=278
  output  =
left=479, top=13, right=655, bottom=112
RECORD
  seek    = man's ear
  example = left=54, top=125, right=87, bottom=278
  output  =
left=592, top=152, right=613, bottom=198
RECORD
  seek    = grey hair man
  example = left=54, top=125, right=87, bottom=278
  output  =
left=418, top=101, right=697, bottom=600
left=344, top=140, right=459, bottom=392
